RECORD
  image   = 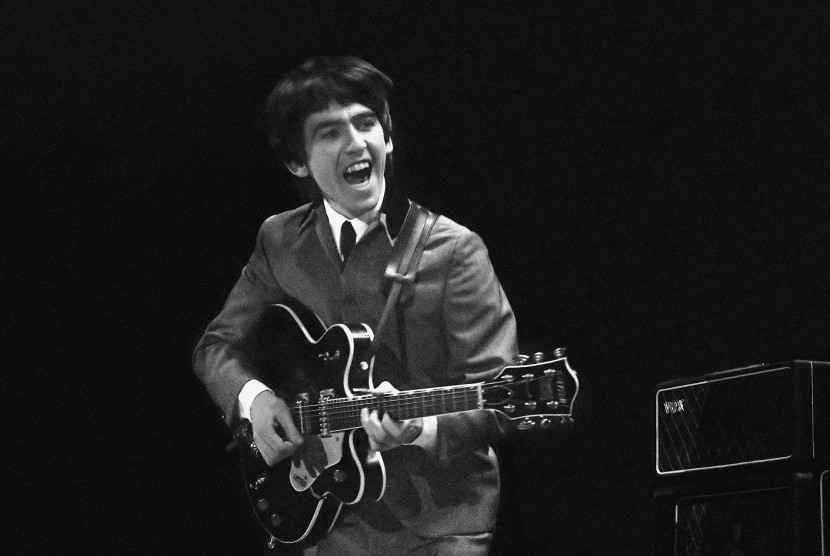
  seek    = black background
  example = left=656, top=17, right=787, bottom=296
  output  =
left=7, top=2, right=829, bottom=554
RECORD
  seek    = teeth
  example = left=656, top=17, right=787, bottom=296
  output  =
left=345, top=161, right=370, bottom=174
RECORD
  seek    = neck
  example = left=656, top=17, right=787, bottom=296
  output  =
left=326, top=179, right=386, bottom=221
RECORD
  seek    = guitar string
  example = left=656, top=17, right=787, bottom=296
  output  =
left=294, top=393, right=479, bottom=414
left=286, top=376, right=552, bottom=415
left=290, top=388, right=482, bottom=422
left=287, top=384, right=483, bottom=410
left=322, top=392, right=484, bottom=430
left=320, top=389, right=478, bottom=404
left=323, top=390, right=481, bottom=416
left=286, top=375, right=566, bottom=428
left=286, top=376, right=557, bottom=414
left=285, top=375, right=553, bottom=410
left=301, top=405, right=482, bottom=431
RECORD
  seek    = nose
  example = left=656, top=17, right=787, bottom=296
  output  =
left=344, top=124, right=365, bottom=153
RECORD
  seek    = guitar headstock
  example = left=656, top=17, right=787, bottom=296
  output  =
left=483, top=349, right=579, bottom=431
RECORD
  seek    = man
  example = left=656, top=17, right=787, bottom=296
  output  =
left=194, top=56, right=518, bottom=554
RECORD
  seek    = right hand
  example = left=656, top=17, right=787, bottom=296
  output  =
left=249, top=390, right=304, bottom=466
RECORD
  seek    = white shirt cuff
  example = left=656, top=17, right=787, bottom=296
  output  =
left=238, top=379, right=273, bottom=421
left=409, top=415, right=438, bottom=452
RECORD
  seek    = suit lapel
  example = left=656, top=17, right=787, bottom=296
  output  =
left=311, top=203, right=343, bottom=271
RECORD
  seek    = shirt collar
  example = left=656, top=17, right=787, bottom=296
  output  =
left=297, top=176, right=410, bottom=239
left=323, top=180, right=386, bottom=250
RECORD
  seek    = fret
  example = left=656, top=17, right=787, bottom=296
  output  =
left=323, top=384, right=483, bottom=433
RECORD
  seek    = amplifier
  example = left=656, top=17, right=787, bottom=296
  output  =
left=656, top=360, right=829, bottom=476
left=654, top=470, right=829, bottom=555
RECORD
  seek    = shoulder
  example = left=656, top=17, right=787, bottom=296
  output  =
left=245, top=203, right=317, bottom=260
left=259, top=203, right=315, bottom=235
left=254, top=202, right=316, bottom=246
left=419, top=212, right=491, bottom=273
left=428, top=213, right=487, bottom=254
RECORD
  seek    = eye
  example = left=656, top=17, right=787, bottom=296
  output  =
left=319, top=127, right=339, bottom=140
left=356, top=117, right=377, bottom=131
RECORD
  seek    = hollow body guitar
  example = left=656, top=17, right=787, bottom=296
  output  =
left=235, top=302, right=579, bottom=549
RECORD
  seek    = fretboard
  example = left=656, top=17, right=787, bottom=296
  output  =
left=295, top=383, right=484, bottom=435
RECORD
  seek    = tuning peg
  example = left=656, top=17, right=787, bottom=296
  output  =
left=553, top=347, right=566, bottom=358
left=517, top=418, right=536, bottom=430
left=515, top=354, right=529, bottom=365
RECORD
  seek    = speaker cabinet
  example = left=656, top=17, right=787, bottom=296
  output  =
left=654, top=470, right=828, bottom=555
left=655, top=361, right=830, bottom=554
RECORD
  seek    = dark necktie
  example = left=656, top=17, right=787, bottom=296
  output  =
left=340, top=220, right=356, bottom=265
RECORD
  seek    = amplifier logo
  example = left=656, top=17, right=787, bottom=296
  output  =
left=663, top=399, right=685, bottom=414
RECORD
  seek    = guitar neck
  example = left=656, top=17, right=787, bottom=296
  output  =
left=295, top=383, right=484, bottom=435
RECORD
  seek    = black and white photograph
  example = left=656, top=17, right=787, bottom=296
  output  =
left=7, top=2, right=829, bottom=554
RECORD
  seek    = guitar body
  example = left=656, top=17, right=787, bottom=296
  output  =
left=236, top=302, right=385, bottom=548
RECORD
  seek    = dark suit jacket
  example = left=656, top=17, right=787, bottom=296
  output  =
left=193, top=198, right=518, bottom=537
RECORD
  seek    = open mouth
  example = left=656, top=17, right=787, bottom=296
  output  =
left=343, top=161, right=372, bottom=185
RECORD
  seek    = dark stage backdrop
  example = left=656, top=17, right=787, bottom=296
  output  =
left=7, top=2, right=829, bottom=554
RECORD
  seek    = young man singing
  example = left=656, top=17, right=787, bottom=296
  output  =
left=194, top=56, right=518, bottom=555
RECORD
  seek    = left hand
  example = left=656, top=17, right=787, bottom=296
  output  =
left=360, top=381, right=423, bottom=451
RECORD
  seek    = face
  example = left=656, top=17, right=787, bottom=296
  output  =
left=287, top=102, right=393, bottom=219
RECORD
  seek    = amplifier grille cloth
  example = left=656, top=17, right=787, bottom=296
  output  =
left=676, top=488, right=792, bottom=555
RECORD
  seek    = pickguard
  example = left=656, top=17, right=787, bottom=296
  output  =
left=289, top=432, right=345, bottom=492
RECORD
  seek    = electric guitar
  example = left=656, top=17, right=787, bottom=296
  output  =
left=235, top=302, right=579, bottom=549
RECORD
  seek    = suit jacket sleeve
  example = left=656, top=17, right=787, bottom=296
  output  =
left=193, top=219, right=286, bottom=428
left=433, top=229, right=519, bottom=464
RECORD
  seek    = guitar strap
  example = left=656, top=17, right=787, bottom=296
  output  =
left=368, top=201, right=439, bottom=358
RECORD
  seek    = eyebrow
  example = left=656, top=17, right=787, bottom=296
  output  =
left=309, top=108, right=377, bottom=137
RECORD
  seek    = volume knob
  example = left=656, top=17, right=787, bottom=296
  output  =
left=250, top=476, right=267, bottom=491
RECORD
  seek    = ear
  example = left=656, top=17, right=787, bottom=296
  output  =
left=386, top=136, right=393, bottom=153
left=284, top=160, right=309, bottom=177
